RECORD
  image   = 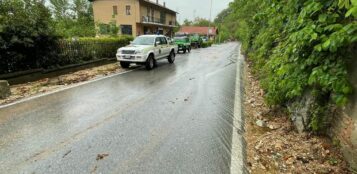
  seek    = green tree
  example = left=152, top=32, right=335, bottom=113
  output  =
left=49, top=0, right=70, bottom=19
left=182, top=18, right=214, bottom=27
left=174, top=21, right=181, bottom=33
left=73, top=0, right=89, bottom=18
left=192, top=17, right=214, bottom=27
left=50, top=0, right=95, bottom=37
left=183, top=19, right=193, bottom=26
left=214, top=8, right=231, bottom=24
left=0, top=0, right=58, bottom=73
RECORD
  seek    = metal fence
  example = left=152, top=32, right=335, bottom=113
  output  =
left=0, top=37, right=133, bottom=74
left=55, top=39, right=127, bottom=65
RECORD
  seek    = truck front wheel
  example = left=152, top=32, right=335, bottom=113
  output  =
left=168, top=51, right=175, bottom=64
left=146, top=55, right=155, bottom=70
left=120, top=62, right=130, bottom=68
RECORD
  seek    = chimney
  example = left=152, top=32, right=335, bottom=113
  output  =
left=156, top=0, right=158, bottom=4
left=163, top=2, right=166, bottom=7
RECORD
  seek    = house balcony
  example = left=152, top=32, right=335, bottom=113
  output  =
left=141, top=16, right=175, bottom=27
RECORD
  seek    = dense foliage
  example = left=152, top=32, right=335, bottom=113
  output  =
left=0, top=0, right=58, bottom=74
left=217, top=0, right=357, bottom=131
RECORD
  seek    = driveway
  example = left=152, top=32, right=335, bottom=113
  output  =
left=0, top=42, right=245, bottom=174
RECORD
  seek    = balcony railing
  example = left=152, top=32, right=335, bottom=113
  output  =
left=142, top=16, right=175, bottom=26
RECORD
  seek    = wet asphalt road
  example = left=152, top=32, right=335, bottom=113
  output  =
left=0, top=42, right=244, bottom=174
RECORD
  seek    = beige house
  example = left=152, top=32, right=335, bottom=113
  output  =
left=92, top=0, right=177, bottom=37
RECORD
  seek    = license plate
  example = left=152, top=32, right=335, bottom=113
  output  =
left=124, top=55, right=131, bottom=59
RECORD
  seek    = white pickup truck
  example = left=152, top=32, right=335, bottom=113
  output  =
left=116, top=35, right=177, bottom=70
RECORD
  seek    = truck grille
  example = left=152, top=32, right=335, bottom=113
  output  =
left=122, top=50, right=135, bottom=54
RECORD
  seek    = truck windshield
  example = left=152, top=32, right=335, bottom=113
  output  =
left=132, top=37, right=155, bottom=45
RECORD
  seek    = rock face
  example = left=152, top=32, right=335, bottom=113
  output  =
left=330, top=56, right=357, bottom=171
left=0, top=80, right=11, bottom=99
left=288, top=90, right=316, bottom=133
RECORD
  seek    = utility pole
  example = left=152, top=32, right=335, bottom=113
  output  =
left=207, top=0, right=213, bottom=40
left=218, top=24, right=221, bottom=44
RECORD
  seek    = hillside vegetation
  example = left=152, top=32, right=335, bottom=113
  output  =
left=216, top=0, right=357, bottom=131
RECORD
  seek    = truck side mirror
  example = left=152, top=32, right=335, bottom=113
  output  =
left=155, top=41, right=160, bottom=46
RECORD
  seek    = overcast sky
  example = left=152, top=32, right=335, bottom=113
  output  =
left=157, top=0, right=233, bottom=23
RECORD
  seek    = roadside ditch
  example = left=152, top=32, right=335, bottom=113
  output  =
left=0, top=63, right=130, bottom=106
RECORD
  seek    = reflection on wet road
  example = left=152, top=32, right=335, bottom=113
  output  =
left=0, top=42, right=244, bottom=174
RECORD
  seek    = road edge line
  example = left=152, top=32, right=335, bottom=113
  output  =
left=230, top=42, right=248, bottom=174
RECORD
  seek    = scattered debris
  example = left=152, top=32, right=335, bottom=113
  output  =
left=267, top=123, right=281, bottom=130
left=62, top=150, right=72, bottom=158
left=189, top=77, right=195, bottom=81
left=255, top=120, right=267, bottom=128
left=90, top=165, right=98, bottom=174
left=243, top=62, right=351, bottom=174
left=0, top=63, right=126, bottom=105
left=96, top=153, right=109, bottom=161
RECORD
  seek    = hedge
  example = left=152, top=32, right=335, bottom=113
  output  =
left=201, top=41, right=213, bottom=48
left=0, top=36, right=133, bottom=74
left=54, top=36, right=133, bottom=68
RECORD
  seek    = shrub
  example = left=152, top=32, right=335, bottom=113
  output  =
left=202, top=41, right=213, bottom=48
left=97, top=21, right=120, bottom=36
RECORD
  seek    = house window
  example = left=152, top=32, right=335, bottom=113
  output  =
left=126, top=5, right=131, bottom=15
left=113, top=6, right=118, bottom=15
left=160, top=12, right=166, bottom=24
left=121, top=25, right=133, bottom=35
